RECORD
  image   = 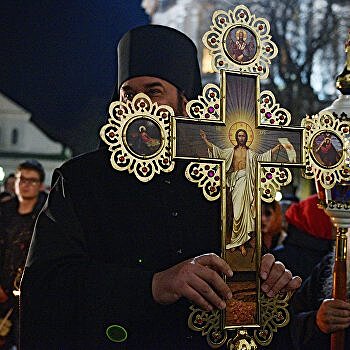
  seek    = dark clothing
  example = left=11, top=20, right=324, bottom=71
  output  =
left=0, top=193, right=47, bottom=292
left=268, top=205, right=334, bottom=350
left=289, top=253, right=350, bottom=349
left=20, top=148, right=221, bottom=349
left=0, top=192, right=13, bottom=205
left=0, top=192, right=47, bottom=349
left=272, top=224, right=334, bottom=281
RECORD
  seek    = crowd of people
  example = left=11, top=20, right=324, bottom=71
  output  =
left=0, top=24, right=347, bottom=350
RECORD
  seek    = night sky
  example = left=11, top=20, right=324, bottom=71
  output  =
left=0, top=1, right=149, bottom=155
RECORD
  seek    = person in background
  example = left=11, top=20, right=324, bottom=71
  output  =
left=0, top=160, right=47, bottom=349
left=0, top=174, right=16, bottom=204
left=261, top=200, right=287, bottom=253
left=272, top=194, right=334, bottom=281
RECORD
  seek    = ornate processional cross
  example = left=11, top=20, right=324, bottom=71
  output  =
left=100, top=5, right=306, bottom=349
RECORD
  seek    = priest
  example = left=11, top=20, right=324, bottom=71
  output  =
left=20, top=25, right=301, bottom=349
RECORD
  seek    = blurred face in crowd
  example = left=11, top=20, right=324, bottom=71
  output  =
left=15, top=169, right=43, bottom=201
left=5, top=176, right=15, bottom=195
left=120, top=76, right=187, bottom=115
left=261, top=203, right=282, bottom=236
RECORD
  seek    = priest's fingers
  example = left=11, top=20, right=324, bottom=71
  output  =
left=191, top=253, right=233, bottom=277
left=261, top=260, right=289, bottom=295
left=279, top=276, right=302, bottom=293
left=187, top=274, right=228, bottom=311
left=152, top=254, right=232, bottom=306
left=181, top=284, right=214, bottom=312
left=260, top=254, right=302, bottom=296
left=259, top=253, right=275, bottom=281
left=262, top=268, right=293, bottom=297
left=194, top=265, right=232, bottom=301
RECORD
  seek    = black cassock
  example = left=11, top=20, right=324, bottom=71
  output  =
left=20, top=147, right=221, bottom=349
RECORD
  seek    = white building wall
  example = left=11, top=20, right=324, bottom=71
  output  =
left=0, top=92, right=69, bottom=186
left=0, top=93, right=63, bottom=154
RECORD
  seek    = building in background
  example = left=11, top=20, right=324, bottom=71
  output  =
left=0, top=92, right=71, bottom=188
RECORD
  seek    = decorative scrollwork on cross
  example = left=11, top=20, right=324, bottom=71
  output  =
left=185, top=162, right=222, bottom=201
left=188, top=306, right=227, bottom=348
left=302, top=111, right=350, bottom=189
left=260, top=166, right=293, bottom=202
left=202, top=4, right=278, bottom=79
left=254, top=293, right=291, bottom=346
left=186, top=84, right=221, bottom=120
left=100, top=93, right=175, bottom=182
left=259, top=91, right=292, bottom=126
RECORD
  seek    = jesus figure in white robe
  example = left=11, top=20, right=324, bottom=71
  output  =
left=200, top=129, right=281, bottom=256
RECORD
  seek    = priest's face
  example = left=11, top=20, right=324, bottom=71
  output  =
left=120, top=76, right=187, bottom=115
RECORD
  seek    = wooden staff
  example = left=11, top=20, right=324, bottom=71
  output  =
left=331, top=227, right=347, bottom=350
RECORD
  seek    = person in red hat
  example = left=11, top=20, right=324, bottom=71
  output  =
left=272, top=194, right=334, bottom=281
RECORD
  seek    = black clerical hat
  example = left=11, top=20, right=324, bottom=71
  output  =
left=115, top=24, right=202, bottom=101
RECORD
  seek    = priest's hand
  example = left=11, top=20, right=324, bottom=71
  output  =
left=316, top=298, right=350, bottom=334
left=260, top=253, right=302, bottom=297
left=152, top=253, right=233, bottom=311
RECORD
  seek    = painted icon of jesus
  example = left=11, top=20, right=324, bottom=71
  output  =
left=200, top=128, right=281, bottom=256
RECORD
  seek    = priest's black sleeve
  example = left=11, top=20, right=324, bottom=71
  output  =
left=20, top=172, right=167, bottom=349
left=20, top=150, right=220, bottom=349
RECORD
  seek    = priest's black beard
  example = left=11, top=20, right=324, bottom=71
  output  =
left=175, top=90, right=186, bottom=116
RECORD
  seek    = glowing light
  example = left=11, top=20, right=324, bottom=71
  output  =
left=0, top=167, right=5, bottom=182
left=275, top=191, right=282, bottom=201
